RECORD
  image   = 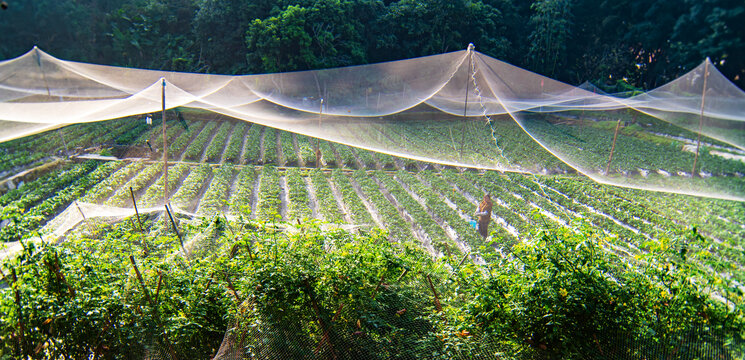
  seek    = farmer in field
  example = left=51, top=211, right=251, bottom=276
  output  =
left=474, top=194, right=493, bottom=239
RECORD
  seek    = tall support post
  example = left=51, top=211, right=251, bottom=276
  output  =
left=161, top=78, right=168, bottom=205
left=605, top=119, right=622, bottom=175
left=459, top=43, right=475, bottom=161
left=691, top=60, right=710, bottom=177
left=316, top=99, right=324, bottom=168
left=57, top=129, right=70, bottom=158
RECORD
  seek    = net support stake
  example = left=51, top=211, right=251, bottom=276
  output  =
left=456, top=252, right=471, bottom=269
left=57, top=129, right=70, bottom=159
left=459, top=44, right=475, bottom=161
left=165, top=205, right=184, bottom=252
left=9, top=268, right=26, bottom=358
left=128, top=255, right=179, bottom=360
left=425, top=274, right=443, bottom=312
left=130, top=187, right=144, bottom=232
left=316, top=99, right=324, bottom=168
left=605, top=119, right=622, bottom=175
left=691, top=59, right=710, bottom=177
left=75, top=201, right=96, bottom=235
left=162, top=78, right=169, bottom=205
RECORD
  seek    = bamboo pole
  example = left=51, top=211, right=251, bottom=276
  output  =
left=128, top=255, right=179, bottom=360
left=605, top=119, right=622, bottom=175
left=165, top=205, right=184, bottom=252
left=130, top=187, right=144, bottom=232
left=10, top=269, right=26, bottom=358
left=691, top=59, right=710, bottom=177
left=459, top=44, right=475, bottom=161
left=162, top=78, right=168, bottom=205
left=426, top=274, right=443, bottom=312
left=316, top=99, right=324, bottom=168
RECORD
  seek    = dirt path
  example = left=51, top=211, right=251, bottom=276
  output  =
left=250, top=171, right=261, bottom=219
left=198, top=123, right=223, bottom=163
left=177, top=121, right=209, bottom=162
left=218, top=122, right=239, bottom=164
left=292, top=133, right=305, bottom=167
left=277, top=131, right=285, bottom=167
left=279, top=175, right=289, bottom=221
left=257, top=127, right=266, bottom=164
left=394, top=175, right=469, bottom=253
left=305, top=176, right=321, bottom=220
left=190, top=171, right=215, bottom=214
left=237, top=123, right=251, bottom=164
left=329, top=143, right=345, bottom=168
left=223, top=169, right=239, bottom=213
left=348, top=177, right=384, bottom=228
left=372, top=175, right=438, bottom=256
left=328, top=178, right=354, bottom=224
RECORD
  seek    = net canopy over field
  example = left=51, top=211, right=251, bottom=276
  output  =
left=1, top=45, right=744, bottom=201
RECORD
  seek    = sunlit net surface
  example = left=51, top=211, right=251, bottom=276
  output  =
left=1, top=46, right=744, bottom=206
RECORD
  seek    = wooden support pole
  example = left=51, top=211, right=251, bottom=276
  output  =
left=75, top=201, right=96, bottom=235
left=316, top=99, right=324, bottom=168
left=225, top=275, right=241, bottom=303
left=371, top=274, right=386, bottom=299
left=396, top=268, right=409, bottom=282
left=304, top=279, right=338, bottom=360
left=605, top=119, right=622, bottom=175
left=692, top=60, right=710, bottom=177
left=129, top=255, right=153, bottom=306
left=10, top=269, right=26, bottom=358
left=459, top=44, right=474, bottom=161
left=154, top=272, right=163, bottom=305
left=128, top=255, right=179, bottom=360
left=130, top=187, right=144, bottom=232
left=425, top=274, right=443, bottom=312
left=162, top=78, right=169, bottom=205
left=58, top=129, right=70, bottom=158
left=164, top=205, right=184, bottom=252
left=456, top=252, right=471, bottom=269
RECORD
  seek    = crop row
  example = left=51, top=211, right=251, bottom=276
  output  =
left=295, top=135, right=317, bottom=166
left=261, top=128, right=277, bottom=165
left=330, top=169, right=375, bottom=226
left=285, top=168, right=311, bottom=221
left=395, top=171, right=485, bottom=253
left=280, top=131, right=298, bottom=166
left=308, top=169, right=345, bottom=224
left=256, top=166, right=281, bottom=220
left=1, top=162, right=97, bottom=211
left=228, top=166, right=256, bottom=216
left=141, top=163, right=192, bottom=207
left=171, top=164, right=212, bottom=211
left=80, top=162, right=142, bottom=203
left=372, top=171, right=455, bottom=255
left=167, top=121, right=207, bottom=158
left=1, top=161, right=119, bottom=242
left=183, top=122, right=218, bottom=161
left=242, top=124, right=263, bottom=164
left=223, top=122, right=248, bottom=163
left=106, top=163, right=162, bottom=207
left=198, top=164, right=235, bottom=215
left=349, top=170, right=412, bottom=242
left=204, top=122, right=234, bottom=162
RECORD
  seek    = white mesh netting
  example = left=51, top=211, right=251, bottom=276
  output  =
left=1, top=45, right=744, bottom=202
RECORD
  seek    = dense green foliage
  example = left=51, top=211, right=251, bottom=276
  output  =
left=0, top=0, right=742, bottom=89
left=1, top=215, right=742, bottom=359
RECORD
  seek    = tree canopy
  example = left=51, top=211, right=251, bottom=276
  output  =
left=0, top=0, right=742, bottom=90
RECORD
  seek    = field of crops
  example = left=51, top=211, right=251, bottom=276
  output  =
left=0, top=115, right=742, bottom=275
left=1, top=113, right=744, bottom=359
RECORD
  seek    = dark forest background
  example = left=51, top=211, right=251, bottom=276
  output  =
left=0, top=0, right=743, bottom=91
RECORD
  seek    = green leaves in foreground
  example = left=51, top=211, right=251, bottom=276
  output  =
left=0, top=216, right=742, bottom=359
